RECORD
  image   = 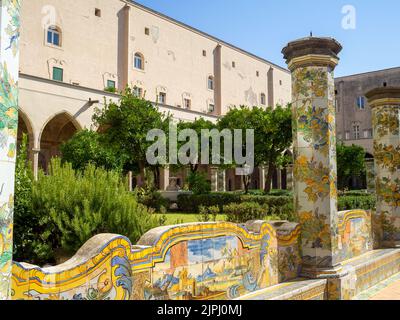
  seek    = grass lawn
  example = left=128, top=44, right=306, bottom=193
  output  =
left=155, top=213, right=227, bottom=225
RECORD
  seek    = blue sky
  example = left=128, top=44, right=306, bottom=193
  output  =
left=134, top=0, right=400, bottom=77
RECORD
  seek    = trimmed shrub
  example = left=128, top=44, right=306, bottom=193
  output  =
left=136, top=187, right=170, bottom=212
left=224, top=202, right=267, bottom=223
left=187, top=171, right=211, bottom=195
left=177, top=193, right=293, bottom=217
left=338, top=195, right=375, bottom=211
left=198, top=205, right=219, bottom=222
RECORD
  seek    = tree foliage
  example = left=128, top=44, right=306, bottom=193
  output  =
left=218, top=104, right=292, bottom=193
left=176, top=118, right=216, bottom=173
left=337, top=143, right=366, bottom=190
left=92, top=87, right=171, bottom=183
left=60, top=129, right=125, bottom=171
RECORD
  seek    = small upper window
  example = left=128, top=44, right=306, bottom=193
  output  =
left=279, top=80, right=283, bottom=86
left=134, top=53, right=144, bottom=70
left=260, top=93, right=266, bottom=105
left=184, top=98, right=191, bottom=109
left=208, top=104, right=215, bottom=113
left=145, top=27, right=150, bottom=35
left=158, top=92, right=166, bottom=104
left=256, top=71, right=260, bottom=77
left=52, top=67, right=63, bottom=81
left=232, top=61, right=236, bottom=68
left=208, top=76, right=214, bottom=90
left=133, top=86, right=143, bottom=98
left=95, top=8, right=101, bottom=17
left=107, top=80, right=115, bottom=89
left=357, top=96, right=365, bottom=110
left=47, top=26, right=61, bottom=46
left=202, top=50, right=207, bottom=57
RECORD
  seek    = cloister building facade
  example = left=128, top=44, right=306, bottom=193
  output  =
left=17, top=0, right=292, bottom=190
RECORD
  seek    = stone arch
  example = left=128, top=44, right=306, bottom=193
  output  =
left=39, top=111, right=82, bottom=171
left=17, top=110, right=34, bottom=153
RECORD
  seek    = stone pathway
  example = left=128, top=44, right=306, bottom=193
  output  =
left=354, top=272, right=400, bottom=300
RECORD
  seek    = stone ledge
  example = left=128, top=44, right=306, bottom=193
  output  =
left=235, top=278, right=327, bottom=300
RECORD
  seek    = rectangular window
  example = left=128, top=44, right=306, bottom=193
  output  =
left=232, top=61, right=236, bottom=68
left=52, top=67, right=63, bottom=81
left=158, top=92, right=166, bottom=104
left=202, top=50, right=207, bottom=57
left=353, top=125, right=360, bottom=139
left=260, top=94, right=266, bottom=105
left=107, top=80, right=115, bottom=89
left=95, top=8, right=101, bottom=17
left=357, top=96, right=365, bottom=110
left=184, top=98, right=191, bottom=109
left=145, top=27, right=150, bottom=35
left=208, top=104, right=215, bottom=113
left=47, top=28, right=60, bottom=46
left=256, top=71, right=259, bottom=77
left=133, top=87, right=143, bottom=97
left=345, top=131, right=350, bottom=140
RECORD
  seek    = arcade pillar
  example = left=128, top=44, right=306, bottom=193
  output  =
left=366, top=87, right=400, bottom=247
left=282, top=37, right=343, bottom=278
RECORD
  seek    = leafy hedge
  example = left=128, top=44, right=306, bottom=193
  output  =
left=224, top=202, right=267, bottom=223
left=338, top=195, right=375, bottom=211
left=177, top=193, right=294, bottom=219
left=177, top=192, right=375, bottom=221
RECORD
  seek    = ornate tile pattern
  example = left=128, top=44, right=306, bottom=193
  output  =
left=291, top=65, right=340, bottom=269
left=11, top=222, right=301, bottom=300
left=372, top=104, right=400, bottom=244
left=0, top=0, right=21, bottom=300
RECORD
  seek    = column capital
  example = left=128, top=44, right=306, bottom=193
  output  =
left=282, top=37, right=342, bottom=71
left=365, top=87, right=400, bottom=108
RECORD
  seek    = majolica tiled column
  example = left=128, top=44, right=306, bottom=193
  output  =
left=282, top=37, right=343, bottom=277
left=0, top=0, right=21, bottom=300
left=366, top=87, right=400, bottom=247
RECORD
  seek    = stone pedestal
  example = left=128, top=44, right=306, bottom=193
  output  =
left=277, top=168, right=282, bottom=189
left=32, top=148, right=40, bottom=180
left=209, top=166, right=218, bottom=192
left=366, top=87, right=400, bottom=247
left=159, top=166, right=170, bottom=191
left=259, top=166, right=266, bottom=190
left=365, top=159, right=375, bottom=193
left=217, top=169, right=226, bottom=192
left=282, top=37, right=343, bottom=278
left=286, top=165, right=294, bottom=191
left=0, top=0, right=21, bottom=300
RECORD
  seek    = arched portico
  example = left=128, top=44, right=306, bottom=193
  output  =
left=17, top=110, right=35, bottom=160
left=38, top=112, right=82, bottom=172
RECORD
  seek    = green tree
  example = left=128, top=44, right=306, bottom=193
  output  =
left=60, top=129, right=125, bottom=171
left=176, top=117, right=216, bottom=173
left=92, top=87, right=171, bottom=186
left=337, top=143, right=366, bottom=190
left=218, top=105, right=292, bottom=193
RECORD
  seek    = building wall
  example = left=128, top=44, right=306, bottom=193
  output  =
left=335, top=67, right=400, bottom=154
left=19, top=0, right=291, bottom=120
left=16, top=0, right=293, bottom=183
left=20, top=0, right=123, bottom=90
